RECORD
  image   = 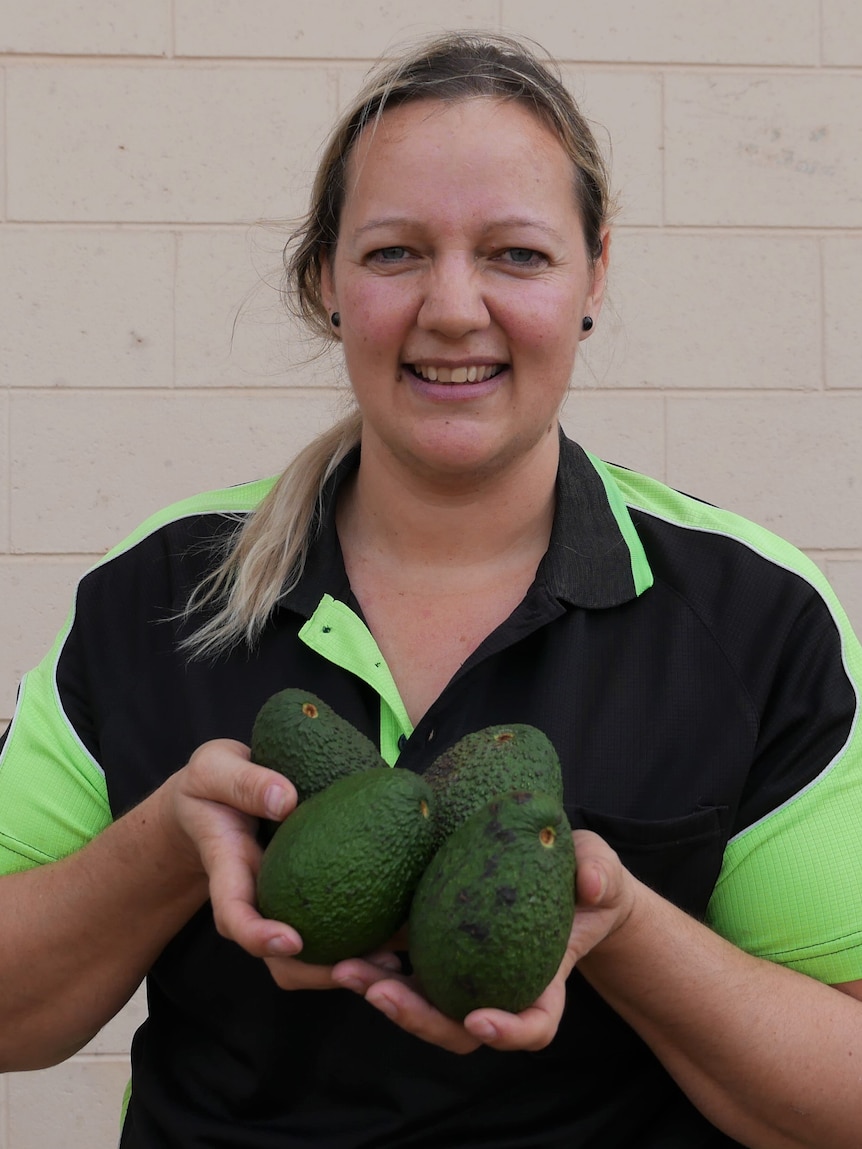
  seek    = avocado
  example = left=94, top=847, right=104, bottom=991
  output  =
left=257, top=767, right=437, bottom=964
left=408, top=790, right=575, bottom=1019
left=251, top=687, right=384, bottom=804
left=422, top=724, right=564, bottom=847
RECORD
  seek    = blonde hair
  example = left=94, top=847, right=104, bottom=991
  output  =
left=183, top=31, right=613, bottom=658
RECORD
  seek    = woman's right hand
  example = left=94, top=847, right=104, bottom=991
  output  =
left=159, top=738, right=338, bottom=989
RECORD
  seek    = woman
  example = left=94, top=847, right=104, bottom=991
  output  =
left=1, top=31, right=861, bottom=1149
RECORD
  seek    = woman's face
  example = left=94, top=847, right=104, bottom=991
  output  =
left=322, top=97, right=609, bottom=484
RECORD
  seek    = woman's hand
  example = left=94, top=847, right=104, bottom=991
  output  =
left=331, top=829, right=636, bottom=1053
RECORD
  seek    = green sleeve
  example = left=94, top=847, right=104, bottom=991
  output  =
left=707, top=584, right=862, bottom=985
left=0, top=616, right=112, bottom=874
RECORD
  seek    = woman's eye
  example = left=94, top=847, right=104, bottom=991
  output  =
left=370, top=246, right=408, bottom=262
left=503, top=248, right=544, bottom=266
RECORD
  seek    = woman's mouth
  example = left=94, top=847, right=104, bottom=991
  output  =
left=409, top=364, right=506, bottom=383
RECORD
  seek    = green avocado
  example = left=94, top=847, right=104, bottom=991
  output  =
left=408, top=790, right=575, bottom=1020
left=422, top=724, right=564, bottom=847
left=251, top=687, right=384, bottom=804
left=257, top=767, right=437, bottom=964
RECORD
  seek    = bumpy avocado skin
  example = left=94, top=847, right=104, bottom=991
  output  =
left=422, top=725, right=564, bottom=847
left=251, top=687, right=384, bottom=804
left=409, top=790, right=575, bottom=1020
left=257, top=767, right=437, bottom=964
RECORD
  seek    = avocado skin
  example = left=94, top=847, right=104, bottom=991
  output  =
left=422, top=725, right=564, bottom=848
left=409, top=790, right=575, bottom=1020
left=251, top=687, right=384, bottom=805
left=257, top=767, right=437, bottom=964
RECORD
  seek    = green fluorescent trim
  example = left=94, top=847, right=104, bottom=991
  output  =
left=95, top=476, right=278, bottom=569
left=605, top=461, right=862, bottom=983
left=299, top=595, right=412, bottom=764
left=584, top=451, right=654, bottom=595
left=0, top=478, right=278, bottom=877
left=0, top=646, right=112, bottom=875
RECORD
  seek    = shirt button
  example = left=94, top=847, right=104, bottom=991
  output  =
left=397, top=734, right=407, bottom=752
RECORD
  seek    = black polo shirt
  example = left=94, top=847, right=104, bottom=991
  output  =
left=2, top=433, right=861, bottom=1147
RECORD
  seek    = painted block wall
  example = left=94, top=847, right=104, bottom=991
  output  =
left=1, top=1, right=861, bottom=1144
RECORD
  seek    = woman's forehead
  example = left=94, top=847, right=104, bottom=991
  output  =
left=340, top=97, right=576, bottom=220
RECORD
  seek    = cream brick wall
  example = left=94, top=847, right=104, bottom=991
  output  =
left=1, top=2, right=861, bottom=1145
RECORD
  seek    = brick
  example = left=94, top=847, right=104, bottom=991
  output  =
left=825, top=560, right=862, bottom=640
left=824, top=237, right=862, bottom=389
left=560, top=70, right=663, bottom=227
left=586, top=231, right=820, bottom=390
left=175, top=229, right=334, bottom=389
left=8, top=1058, right=130, bottom=1149
left=7, top=66, right=336, bottom=223
left=822, top=0, right=862, bottom=66
left=665, top=73, right=862, bottom=228
left=0, top=229, right=174, bottom=388
left=0, top=0, right=170, bottom=56
left=559, top=393, right=665, bottom=480
left=174, top=0, right=499, bottom=58
left=10, top=388, right=341, bottom=553
left=507, top=0, right=818, bottom=64
left=666, top=396, right=862, bottom=549
left=0, top=68, right=6, bottom=220
left=0, top=558, right=91, bottom=717
left=0, top=391, right=9, bottom=551
left=83, top=988, right=148, bottom=1056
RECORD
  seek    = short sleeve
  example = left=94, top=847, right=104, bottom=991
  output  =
left=0, top=610, right=111, bottom=874
left=707, top=583, right=862, bottom=984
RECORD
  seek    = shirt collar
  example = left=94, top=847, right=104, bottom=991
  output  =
left=542, top=433, right=653, bottom=608
left=280, top=430, right=653, bottom=617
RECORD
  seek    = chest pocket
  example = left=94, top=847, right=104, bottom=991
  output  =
left=567, top=804, right=730, bottom=919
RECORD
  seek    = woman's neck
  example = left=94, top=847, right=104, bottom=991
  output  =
left=337, top=429, right=561, bottom=581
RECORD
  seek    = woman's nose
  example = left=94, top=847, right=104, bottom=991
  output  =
left=416, top=257, right=490, bottom=338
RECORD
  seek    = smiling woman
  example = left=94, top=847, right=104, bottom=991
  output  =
left=1, top=29, right=862, bottom=1149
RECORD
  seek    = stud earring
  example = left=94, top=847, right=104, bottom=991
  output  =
left=331, top=312, right=341, bottom=328
left=581, top=316, right=594, bottom=332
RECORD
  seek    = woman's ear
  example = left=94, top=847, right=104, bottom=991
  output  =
left=320, top=250, right=336, bottom=316
left=591, top=227, right=611, bottom=311
left=582, top=227, right=611, bottom=336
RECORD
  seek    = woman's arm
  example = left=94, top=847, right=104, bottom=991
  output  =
left=573, top=834, right=862, bottom=1149
left=334, top=830, right=862, bottom=1149
left=0, top=740, right=303, bottom=1072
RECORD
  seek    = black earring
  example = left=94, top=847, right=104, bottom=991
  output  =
left=331, top=312, right=341, bottom=328
left=581, top=316, right=594, bottom=332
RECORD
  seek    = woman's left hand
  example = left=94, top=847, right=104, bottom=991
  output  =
left=331, top=829, right=635, bottom=1053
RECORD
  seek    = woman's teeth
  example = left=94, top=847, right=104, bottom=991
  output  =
left=412, top=364, right=503, bottom=383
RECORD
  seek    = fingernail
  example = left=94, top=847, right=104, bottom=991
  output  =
left=265, top=785, right=290, bottom=820
left=371, top=994, right=398, bottom=1020
left=470, top=1019, right=498, bottom=1042
left=267, top=934, right=299, bottom=956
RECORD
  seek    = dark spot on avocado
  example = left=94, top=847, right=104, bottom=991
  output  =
left=482, top=855, right=500, bottom=878
left=456, top=888, right=471, bottom=903
left=496, top=885, right=518, bottom=906
left=458, top=921, right=490, bottom=942
left=456, top=973, right=480, bottom=1000
left=512, top=791, right=533, bottom=805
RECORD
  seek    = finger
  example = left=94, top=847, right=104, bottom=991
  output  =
left=363, top=979, right=481, bottom=1055
left=185, top=739, right=297, bottom=822
left=331, top=953, right=405, bottom=993
left=263, top=954, right=338, bottom=990
left=463, top=976, right=567, bottom=1052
